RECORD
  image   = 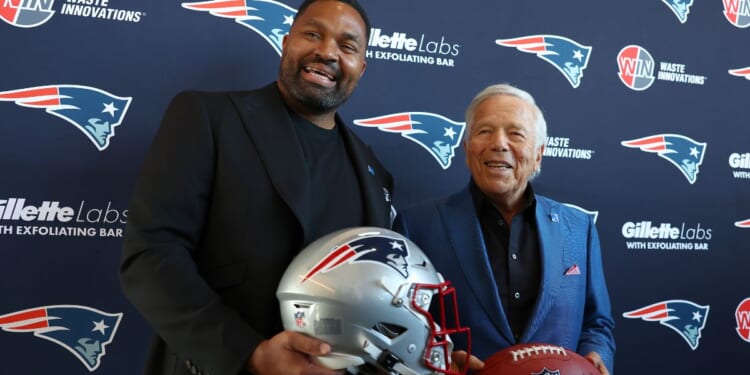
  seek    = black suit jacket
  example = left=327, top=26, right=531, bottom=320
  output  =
left=120, top=83, right=393, bottom=375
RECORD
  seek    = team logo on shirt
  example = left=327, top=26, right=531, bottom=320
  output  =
left=354, top=112, right=465, bottom=169
left=182, top=0, right=297, bottom=56
left=0, top=85, right=131, bottom=151
left=301, top=235, right=410, bottom=283
left=0, top=305, right=123, bottom=371
left=623, top=300, right=709, bottom=350
left=496, top=35, right=592, bottom=88
left=621, top=134, right=706, bottom=184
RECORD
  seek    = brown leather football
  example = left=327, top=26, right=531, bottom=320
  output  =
left=478, top=343, right=599, bottom=375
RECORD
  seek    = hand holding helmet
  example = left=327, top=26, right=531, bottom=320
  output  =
left=277, top=227, right=472, bottom=375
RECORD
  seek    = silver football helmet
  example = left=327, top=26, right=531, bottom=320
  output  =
left=277, top=227, right=471, bottom=375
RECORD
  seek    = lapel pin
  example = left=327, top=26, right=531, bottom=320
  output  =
left=551, top=213, right=559, bottom=222
left=368, top=165, right=375, bottom=176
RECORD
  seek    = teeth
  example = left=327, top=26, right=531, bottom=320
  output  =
left=304, top=66, right=334, bottom=80
left=486, top=161, right=510, bottom=168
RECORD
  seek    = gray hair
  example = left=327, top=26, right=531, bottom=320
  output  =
left=463, top=83, right=547, bottom=149
left=463, top=83, right=547, bottom=179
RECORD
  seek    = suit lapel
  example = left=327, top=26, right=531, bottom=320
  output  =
left=522, top=197, right=565, bottom=341
left=340, top=125, right=389, bottom=227
left=438, top=187, right=515, bottom=343
left=229, top=84, right=311, bottom=238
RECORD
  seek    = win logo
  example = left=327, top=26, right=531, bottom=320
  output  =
left=0, top=0, right=55, bottom=28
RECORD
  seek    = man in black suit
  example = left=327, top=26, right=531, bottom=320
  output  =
left=119, top=1, right=393, bottom=374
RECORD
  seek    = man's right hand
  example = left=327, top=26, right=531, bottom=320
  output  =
left=247, top=331, right=343, bottom=375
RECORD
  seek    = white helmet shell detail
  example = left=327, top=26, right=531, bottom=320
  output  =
left=277, top=227, right=470, bottom=375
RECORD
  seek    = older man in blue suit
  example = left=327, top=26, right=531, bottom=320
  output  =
left=394, top=83, right=615, bottom=374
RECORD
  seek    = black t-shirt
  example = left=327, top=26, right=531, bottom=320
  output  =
left=289, top=112, right=364, bottom=242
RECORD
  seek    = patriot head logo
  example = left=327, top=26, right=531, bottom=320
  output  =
left=736, top=219, right=750, bottom=228
left=0, top=0, right=55, bottom=28
left=496, top=35, right=592, bottom=88
left=662, top=0, right=694, bottom=23
left=354, top=112, right=465, bottom=169
left=723, top=0, right=750, bottom=28
left=301, top=234, right=410, bottom=283
left=729, top=66, right=750, bottom=80
left=736, top=298, right=750, bottom=342
left=0, top=305, right=123, bottom=371
left=182, top=0, right=297, bottom=56
left=621, top=134, right=706, bottom=184
left=617, top=45, right=656, bottom=91
left=0, top=85, right=132, bottom=151
left=623, top=300, right=709, bottom=350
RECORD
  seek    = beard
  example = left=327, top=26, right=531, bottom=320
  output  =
left=278, top=56, right=355, bottom=112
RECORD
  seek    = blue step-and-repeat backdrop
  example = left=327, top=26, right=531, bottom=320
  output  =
left=1, top=1, right=749, bottom=374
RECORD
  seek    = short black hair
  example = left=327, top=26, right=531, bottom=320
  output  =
left=296, top=0, right=371, bottom=41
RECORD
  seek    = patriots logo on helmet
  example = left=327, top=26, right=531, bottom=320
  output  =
left=623, top=300, right=709, bottom=350
left=729, top=66, right=750, bottom=80
left=0, top=305, right=123, bottom=371
left=0, top=0, right=55, bottom=28
left=662, top=0, right=694, bottom=23
left=182, top=0, right=297, bottom=56
left=0, top=85, right=132, bottom=151
left=723, top=0, right=750, bottom=28
left=496, top=35, right=592, bottom=88
left=735, top=219, right=750, bottom=228
left=301, top=235, right=410, bottom=283
left=354, top=112, right=465, bottom=169
left=621, top=134, right=706, bottom=184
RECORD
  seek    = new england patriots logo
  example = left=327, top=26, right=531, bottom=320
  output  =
left=735, top=218, right=750, bottom=228
left=302, top=235, right=410, bottom=283
left=182, top=0, right=297, bottom=56
left=354, top=112, right=465, bottom=169
left=662, top=0, right=694, bottom=23
left=621, top=134, right=706, bottom=184
left=729, top=66, right=750, bottom=80
left=0, top=0, right=55, bottom=28
left=623, top=300, right=709, bottom=350
left=0, top=85, right=132, bottom=151
left=496, top=35, right=592, bottom=88
left=0, top=305, right=123, bottom=371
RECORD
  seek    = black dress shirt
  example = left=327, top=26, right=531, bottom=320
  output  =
left=470, top=181, right=541, bottom=341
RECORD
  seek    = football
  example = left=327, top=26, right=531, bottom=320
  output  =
left=478, top=343, right=599, bottom=375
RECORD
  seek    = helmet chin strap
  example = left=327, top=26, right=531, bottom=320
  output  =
left=362, top=339, right=421, bottom=375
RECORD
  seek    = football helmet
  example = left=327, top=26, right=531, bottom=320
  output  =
left=277, top=227, right=471, bottom=375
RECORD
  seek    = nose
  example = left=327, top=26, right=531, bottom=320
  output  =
left=314, top=37, right=339, bottom=62
left=489, top=130, right=509, bottom=152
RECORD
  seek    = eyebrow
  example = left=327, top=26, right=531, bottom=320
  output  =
left=304, top=19, right=364, bottom=45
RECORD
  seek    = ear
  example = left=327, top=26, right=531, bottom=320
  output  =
left=535, top=144, right=545, bottom=167
left=359, top=59, right=367, bottom=78
left=281, top=34, right=289, bottom=51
